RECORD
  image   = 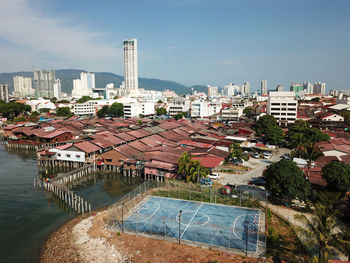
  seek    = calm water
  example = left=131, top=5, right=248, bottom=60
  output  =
left=0, top=145, right=142, bottom=263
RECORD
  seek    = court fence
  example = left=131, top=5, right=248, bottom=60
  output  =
left=106, top=180, right=266, bottom=258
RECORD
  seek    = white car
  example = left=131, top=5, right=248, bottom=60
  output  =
left=208, top=173, right=220, bottom=180
left=263, top=154, right=272, bottom=159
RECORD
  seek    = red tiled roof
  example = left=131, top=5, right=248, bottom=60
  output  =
left=140, top=137, right=162, bottom=147
left=159, top=130, right=183, bottom=142
left=192, top=156, right=224, bottom=168
left=114, top=132, right=135, bottom=142
left=151, top=152, right=182, bottom=165
left=147, top=134, right=168, bottom=143
left=91, top=138, right=114, bottom=149
left=126, top=130, right=147, bottom=139
left=56, top=143, right=73, bottom=150
left=178, top=140, right=212, bottom=149
left=128, top=141, right=151, bottom=152
left=74, top=141, right=101, bottom=153
left=159, top=121, right=182, bottom=130
left=115, top=144, right=142, bottom=158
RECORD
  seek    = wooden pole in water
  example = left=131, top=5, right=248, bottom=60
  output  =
left=89, top=204, right=91, bottom=213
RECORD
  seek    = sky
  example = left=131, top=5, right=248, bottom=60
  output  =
left=0, top=0, right=349, bottom=91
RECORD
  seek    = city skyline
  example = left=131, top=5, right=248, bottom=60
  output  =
left=0, top=0, right=349, bottom=92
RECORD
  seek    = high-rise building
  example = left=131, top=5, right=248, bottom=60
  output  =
left=53, top=79, right=62, bottom=99
left=313, top=82, right=326, bottom=95
left=261, top=80, right=267, bottom=95
left=276, top=85, right=283, bottom=92
left=207, top=85, right=218, bottom=97
left=267, top=91, right=298, bottom=127
left=13, top=76, right=34, bottom=98
left=0, top=84, right=9, bottom=102
left=303, top=82, right=313, bottom=94
left=72, top=72, right=95, bottom=98
left=290, top=83, right=304, bottom=95
left=242, top=82, right=250, bottom=95
left=224, top=83, right=237, bottom=96
left=34, top=70, right=56, bottom=98
left=123, top=39, right=138, bottom=91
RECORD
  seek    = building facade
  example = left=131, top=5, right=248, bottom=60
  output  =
left=123, top=101, right=154, bottom=118
left=313, top=82, right=326, bottom=95
left=267, top=91, right=298, bottom=127
left=72, top=72, right=95, bottom=98
left=34, top=70, right=56, bottom=98
left=261, top=80, right=267, bottom=95
left=168, top=99, right=190, bottom=117
left=13, top=76, right=34, bottom=98
left=123, top=39, right=138, bottom=91
left=0, top=84, right=9, bottom=102
left=207, top=85, right=218, bottom=97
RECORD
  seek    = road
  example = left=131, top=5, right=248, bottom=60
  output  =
left=216, top=148, right=291, bottom=186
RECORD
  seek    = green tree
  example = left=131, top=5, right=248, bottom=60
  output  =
left=13, top=116, right=27, bottom=123
left=177, top=152, right=209, bottom=183
left=302, top=142, right=324, bottom=178
left=182, top=112, right=188, bottom=118
left=50, top=97, right=57, bottom=103
left=294, top=202, right=350, bottom=259
left=322, top=161, right=350, bottom=194
left=243, top=107, right=252, bottom=117
left=56, top=107, right=72, bottom=117
left=56, top=99, right=70, bottom=103
left=265, top=159, right=310, bottom=203
left=113, top=95, right=119, bottom=99
left=97, top=105, right=110, bottom=118
left=29, top=111, right=40, bottom=122
left=174, top=113, right=184, bottom=120
left=39, top=108, right=50, bottom=113
left=229, top=143, right=243, bottom=160
left=156, top=107, right=167, bottom=116
left=108, top=103, right=124, bottom=117
left=157, top=99, right=163, bottom=103
left=311, top=97, right=321, bottom=102
left=254, top=114, right=278, bottom=136
left=264, top=125, right=284, bottom=145
left=76, top=96, right=92, bottom=103
left=340, top=110, right=350, bottom=126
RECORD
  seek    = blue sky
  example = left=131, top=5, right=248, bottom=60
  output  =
left=0, top=0, right=349, bottom=91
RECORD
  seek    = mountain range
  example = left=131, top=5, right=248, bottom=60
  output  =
left=0, top=69, right=207, bottom=96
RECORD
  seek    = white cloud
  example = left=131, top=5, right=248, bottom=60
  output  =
left=0, top=0, right=122, bottom=72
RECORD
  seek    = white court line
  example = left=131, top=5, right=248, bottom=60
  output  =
left=232, top=214, right=258, bottom=246
left=126, top=200, right=160, bottom=224
left=180, top=202, right=203, bottom=239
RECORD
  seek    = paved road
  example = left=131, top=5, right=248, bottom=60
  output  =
left=216, top=148, right=291, bottom=186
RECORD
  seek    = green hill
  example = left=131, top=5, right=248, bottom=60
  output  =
left=0, top=69, right=206, bottom=95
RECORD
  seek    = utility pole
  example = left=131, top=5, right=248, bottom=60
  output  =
left=121, top=202, right=125, bottom=233
left=178, top=210, right=182, bottom=244
left=245, top=220, right=250, bottom=256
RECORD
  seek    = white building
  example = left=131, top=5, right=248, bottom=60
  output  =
left=25, top=99, right=56, bottom=112
left=0, top=84, right=9, bottom=102
left=123, top=39, right=138, bottom=91
left=34, top=70, right=56, bottom=98
left=303, top=82, right=313, bottom=94
left=73, top=101, right=96, bottom=117
left=167, top=99, right=190, bottom=117
left=191, top=100, right=221, bottom=118
left=207, top=85, right=219, bottom=97
left=242, top=82, right=250, bottom=95
left=72, top=72, right=95, bottom=98
left=261, top=80, right=267, bottom=95
left=320, top=113, right=344, bottom=122
left=267, top=91, right=298, bottom=127
left=313, top=82, right=326, bottom=95
left=123, top=101, right=154, bottom=118
left=13, top=76, right=34, bottom=98
left=53, top=79, right=62, bottom=99
left=224, top=83, right=237, bottom=96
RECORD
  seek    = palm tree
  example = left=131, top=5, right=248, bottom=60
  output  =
left=294, top=203, right=341, bottom=258
left=229, top=143, right=243, bottom=160
left=178, top=152, right=209, bottom=183
left=178, top=152, right=192, bottom=179
left=302, top=142, right=324, bottom=178
left=310, top=251, right=329, bottom=263
left=291, top=132, right=307, bottom=158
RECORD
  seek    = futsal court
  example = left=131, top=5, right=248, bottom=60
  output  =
left=123, top=196, right=261, bottom=253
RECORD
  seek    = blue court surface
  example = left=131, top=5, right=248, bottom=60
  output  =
left=123, top=196, right=260, bottom=252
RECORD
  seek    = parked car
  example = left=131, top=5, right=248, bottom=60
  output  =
left=208, top=173, right=220, bottom=180
left=250, top=152, right=260, bottom=159
left=263, top=151, right=272, bottom=156
left=263, top=153, right=271, bottom=159
left=232, top=158, right=243, bottom=165
left=248, top=178, right=266, bottom=186
left=199, top=178, right=213, bottom=185
left=281, top=153, right=290, bottom=160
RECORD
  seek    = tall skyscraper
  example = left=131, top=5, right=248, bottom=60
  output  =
left=303, top=82, right=313, bottom=94
left=123, top=39, right=138, bottom=91
left=72, top=72, right=95, bottom=98
left=207, top=85, right=218, bottom=97
left=0, top=84, right=9, bottom=102
left=243, top=82, right=250, bottom=95
left=13, top=76, right=34, bottom=98
left=261, top=80, right=267, bottom=95
left=34, top=70, right=56, bottom=98
left=313, top=82, right=326, bottom=95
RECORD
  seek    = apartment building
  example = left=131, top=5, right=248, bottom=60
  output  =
left=267, top=91, right=298, bottom=127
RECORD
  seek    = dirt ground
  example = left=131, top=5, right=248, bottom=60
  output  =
left=41, top=209, right=267, bottom=263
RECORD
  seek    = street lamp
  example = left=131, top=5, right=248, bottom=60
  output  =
left=245, top=220, right=250, bottom=256
left=121, top=202, right=125, bottom=233
left=178, top=210, right=182, bottom=244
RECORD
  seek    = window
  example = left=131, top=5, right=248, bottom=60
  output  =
left=106, top=159, right=112, bottom=162
left=76, top=155, right=80, bottom=158
left=271, top=103, right=280, bottom=106
left=57, top=153, right=61, bottom=157
left=66, top=154, right=71, bottom=158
